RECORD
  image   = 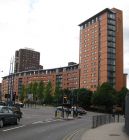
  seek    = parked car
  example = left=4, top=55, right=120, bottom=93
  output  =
left=9, top=106, right=22, bottom=118
left=56, top=106, right=71, bottom=114
left=14, top=102, right=24, bottom=108
left=72, top=106, right=87, bottom=115
left=0, top=105, right=20, bottom=128
left=76, top=107, right=87, bottom=115
left=0, top=101, right=7, bottom=106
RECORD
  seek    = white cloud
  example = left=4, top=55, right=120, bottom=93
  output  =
left=0, top=0, right=129, bottom=88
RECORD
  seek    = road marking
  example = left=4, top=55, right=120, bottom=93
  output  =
left=32, top=121, right=43, bottom=124
left=62, top=129, right=84, bottom=140
left=3, top=125, right=25, bottom=132
left=32, top=119, right=63, bottom=125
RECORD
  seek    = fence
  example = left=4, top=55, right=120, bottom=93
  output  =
left=125, top=93, right=129, bottom=135
left=92, top=114, right=115, bottom=128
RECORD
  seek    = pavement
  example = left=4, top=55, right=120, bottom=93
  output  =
left=81, top=122, right=129, bottom=140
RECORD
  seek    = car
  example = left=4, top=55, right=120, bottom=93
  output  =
left=77, top=107, right=87, bottom=115
left=56, top=106, right=71, bottom=113
left=9, top=106, right=22, bottom=118
left=0, top=105, right=20, bottom=128
left=0, top=101, right=7, bottom=106
left=14, top=102, right=24, bottom=108
left=72, top=106, right=87, bottom=115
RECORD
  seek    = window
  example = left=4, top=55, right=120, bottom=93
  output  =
left=108, top=36, right=115, bottom=42
left=92, top=41, right=94, bottom=45
left=108, top=31, right=115, bottom=37
left=98, top=16, right=101, bottom=21
left=107, top=53, right=115, bottom=59
left=108, top=20, right=115, bottom=25
left=108, top=65, right=115, bottom=71
left=80, top=25, right=84, bottom=30
left=95, top=24, right=97, bottom=27
left=108, top=25, right=116, bottom=31
left=108, top=42, right=115, bottom=48
left=108, top=48, right=115, bottom=53
left=108, top=14, right=115, bottom=20
left=108, top=71, right=115, bottom=77
left=92, top=19, right=94, bottom=24
left=108, top=78, right=115, bottom=84
left=108, top=59, right=115, bottom=65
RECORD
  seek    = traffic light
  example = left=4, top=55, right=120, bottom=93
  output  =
left=13, top=92, right=16, bottom=101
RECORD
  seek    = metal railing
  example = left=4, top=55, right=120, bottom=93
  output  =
left=92, top=113, right=125, bottom=128
left=92, top=114, right=115, bottom=128
left=125, top=93, right=129, bottom=135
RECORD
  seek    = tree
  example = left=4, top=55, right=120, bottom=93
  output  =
left=116, top=87, right=128, bottom=113
left=32, top=82, right=38, bottom=101
left=92, top=82, right=116, bottom=112
left=37, top=81, right=45, bottom=103
left=54, top=81, right=62, bottom=105
left=97, top=82, right=116, bottom=95
left=77, top=88, right=92, bottom=108
left=20, top=85, right=27, bottom=102
left=27, top=82, right=33, bottom=94
left=44, top=81, right=53, bottom=104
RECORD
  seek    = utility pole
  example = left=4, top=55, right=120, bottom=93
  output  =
left=0, top=70, right=3, bottom=101
left=8, top=57, right=14, bottom=106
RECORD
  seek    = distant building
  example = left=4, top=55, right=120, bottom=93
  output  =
left=79, top=8, right=126, bottom=91
left=14, top=48, right=43, bottom=73
left=2, top=63, right=79, bottom=97
left=1, top=7, right=127, bottom=100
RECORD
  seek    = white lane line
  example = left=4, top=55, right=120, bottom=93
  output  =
left=3, top=125, right=25, bottom=132
left=32, top=121, right=43, bottom=124
left=32, top=120, right=53, bottom=124
left=62, top=128, right=84, bottom=140
left=32, top=119, right=58, bottom=125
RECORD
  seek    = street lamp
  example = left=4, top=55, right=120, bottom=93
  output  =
left=62, top=91, right=64, bottom=118
left=0, top=70, right=3, bottom=101
left=7, top=57, right=14, bottom=106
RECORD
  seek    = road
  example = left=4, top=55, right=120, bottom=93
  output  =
left=0, top=106, right=99, bottom=140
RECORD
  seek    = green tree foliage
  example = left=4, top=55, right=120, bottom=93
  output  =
left=27, top=82, right=33, bottom=95
left=92, top=82, right=116, bottom=112
left=37, top=81, right=45, bottom=102
left=54, top=81, right=62, bottom=105
left=44, top=81, right=53, bottom=104
left=116, top=87, right=128, bottom=113
left=20, top=85, right=27, bottom=102
left=97, top=82, right=116, bottom=95
left=77, top=88, right=92, bottom=107
left=63, top=89, right=71, bottom=99
left=32, top=82, right=38, bottom=101
left=117, top=87, right=128, bottom=105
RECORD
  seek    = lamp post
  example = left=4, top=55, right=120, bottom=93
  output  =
left=8, top=57, right=14, bottom=106
left=62, top=91, right=64, bottom=118
left=0, top=70, right=3, bottom=101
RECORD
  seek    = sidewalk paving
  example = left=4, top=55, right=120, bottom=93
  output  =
left=81, top=122, right=129, bottom=140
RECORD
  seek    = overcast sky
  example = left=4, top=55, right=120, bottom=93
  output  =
left=0, top=0, right=129, bottom=87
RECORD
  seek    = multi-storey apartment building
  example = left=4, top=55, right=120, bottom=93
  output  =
left=2, top=63, right=80, bottom=98
left=79, top=8, right=127, bottom=91
left=1, top=8, right=127, bottom=99
left=14, top=48, right=43, bottom=73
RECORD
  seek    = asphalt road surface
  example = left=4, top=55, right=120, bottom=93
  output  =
left=0, top=106, right=98, bottom=140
